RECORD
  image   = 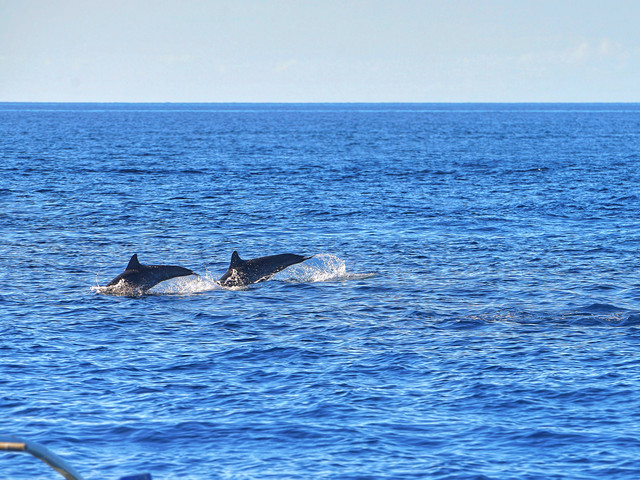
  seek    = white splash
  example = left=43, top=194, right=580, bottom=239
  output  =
left=91, top=281, right=137, bottom=297
left=273, top=253, right=373, bottom=283
left=149, top=273, right=221, bottom=295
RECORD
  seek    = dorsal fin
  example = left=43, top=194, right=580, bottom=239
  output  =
left=229, top=251, right=243, bottom=268
left=126, top=254, right=142, bottom=270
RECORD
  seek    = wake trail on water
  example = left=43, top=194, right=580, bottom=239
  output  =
left=92, top=254, right=370, bottom=296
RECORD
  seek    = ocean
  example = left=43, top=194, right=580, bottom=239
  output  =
left=1, top=103, right=640, bottom=479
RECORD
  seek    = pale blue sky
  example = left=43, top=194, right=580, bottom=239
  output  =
left=1, top=0, right=638, bottom=102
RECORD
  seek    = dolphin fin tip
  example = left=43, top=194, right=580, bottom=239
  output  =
left=230, top=251, right=243, bottom=267
left=126, top=254, right=142, bottom=270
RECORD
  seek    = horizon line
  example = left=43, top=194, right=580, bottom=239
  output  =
left=1, top=100, right=639, bottom=105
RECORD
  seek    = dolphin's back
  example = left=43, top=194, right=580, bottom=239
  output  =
left=133, top=265, right=195, bottom=290
left=106, top=254, right=195, bottom=292
left=219, top=251, right=311, bottom=287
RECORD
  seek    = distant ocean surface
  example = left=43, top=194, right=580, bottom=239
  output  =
left=2, top=103, right=640, bottom=480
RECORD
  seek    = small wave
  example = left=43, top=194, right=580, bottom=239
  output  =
left=418, top=306, right=640, bottom=329
left=621, top=313, right=640, bottom=326
left=560, top=308, right=630, bottom=327
left=578, top=303, right=625, bottom=314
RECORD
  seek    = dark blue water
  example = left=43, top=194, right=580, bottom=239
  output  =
left=2, top=103, right=640, bottom=479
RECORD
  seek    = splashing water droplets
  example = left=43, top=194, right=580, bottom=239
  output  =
left=150, top=273, right=221, bottom=295
left=274, top=253, right=371, bottom=283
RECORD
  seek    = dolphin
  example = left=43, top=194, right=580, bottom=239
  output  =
left=219, top=251, right=312, bottom=287
left=105, top=254, right=196, bottom=293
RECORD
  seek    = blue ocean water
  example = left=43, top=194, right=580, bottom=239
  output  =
left=1, top=103, right=640, bottom=479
